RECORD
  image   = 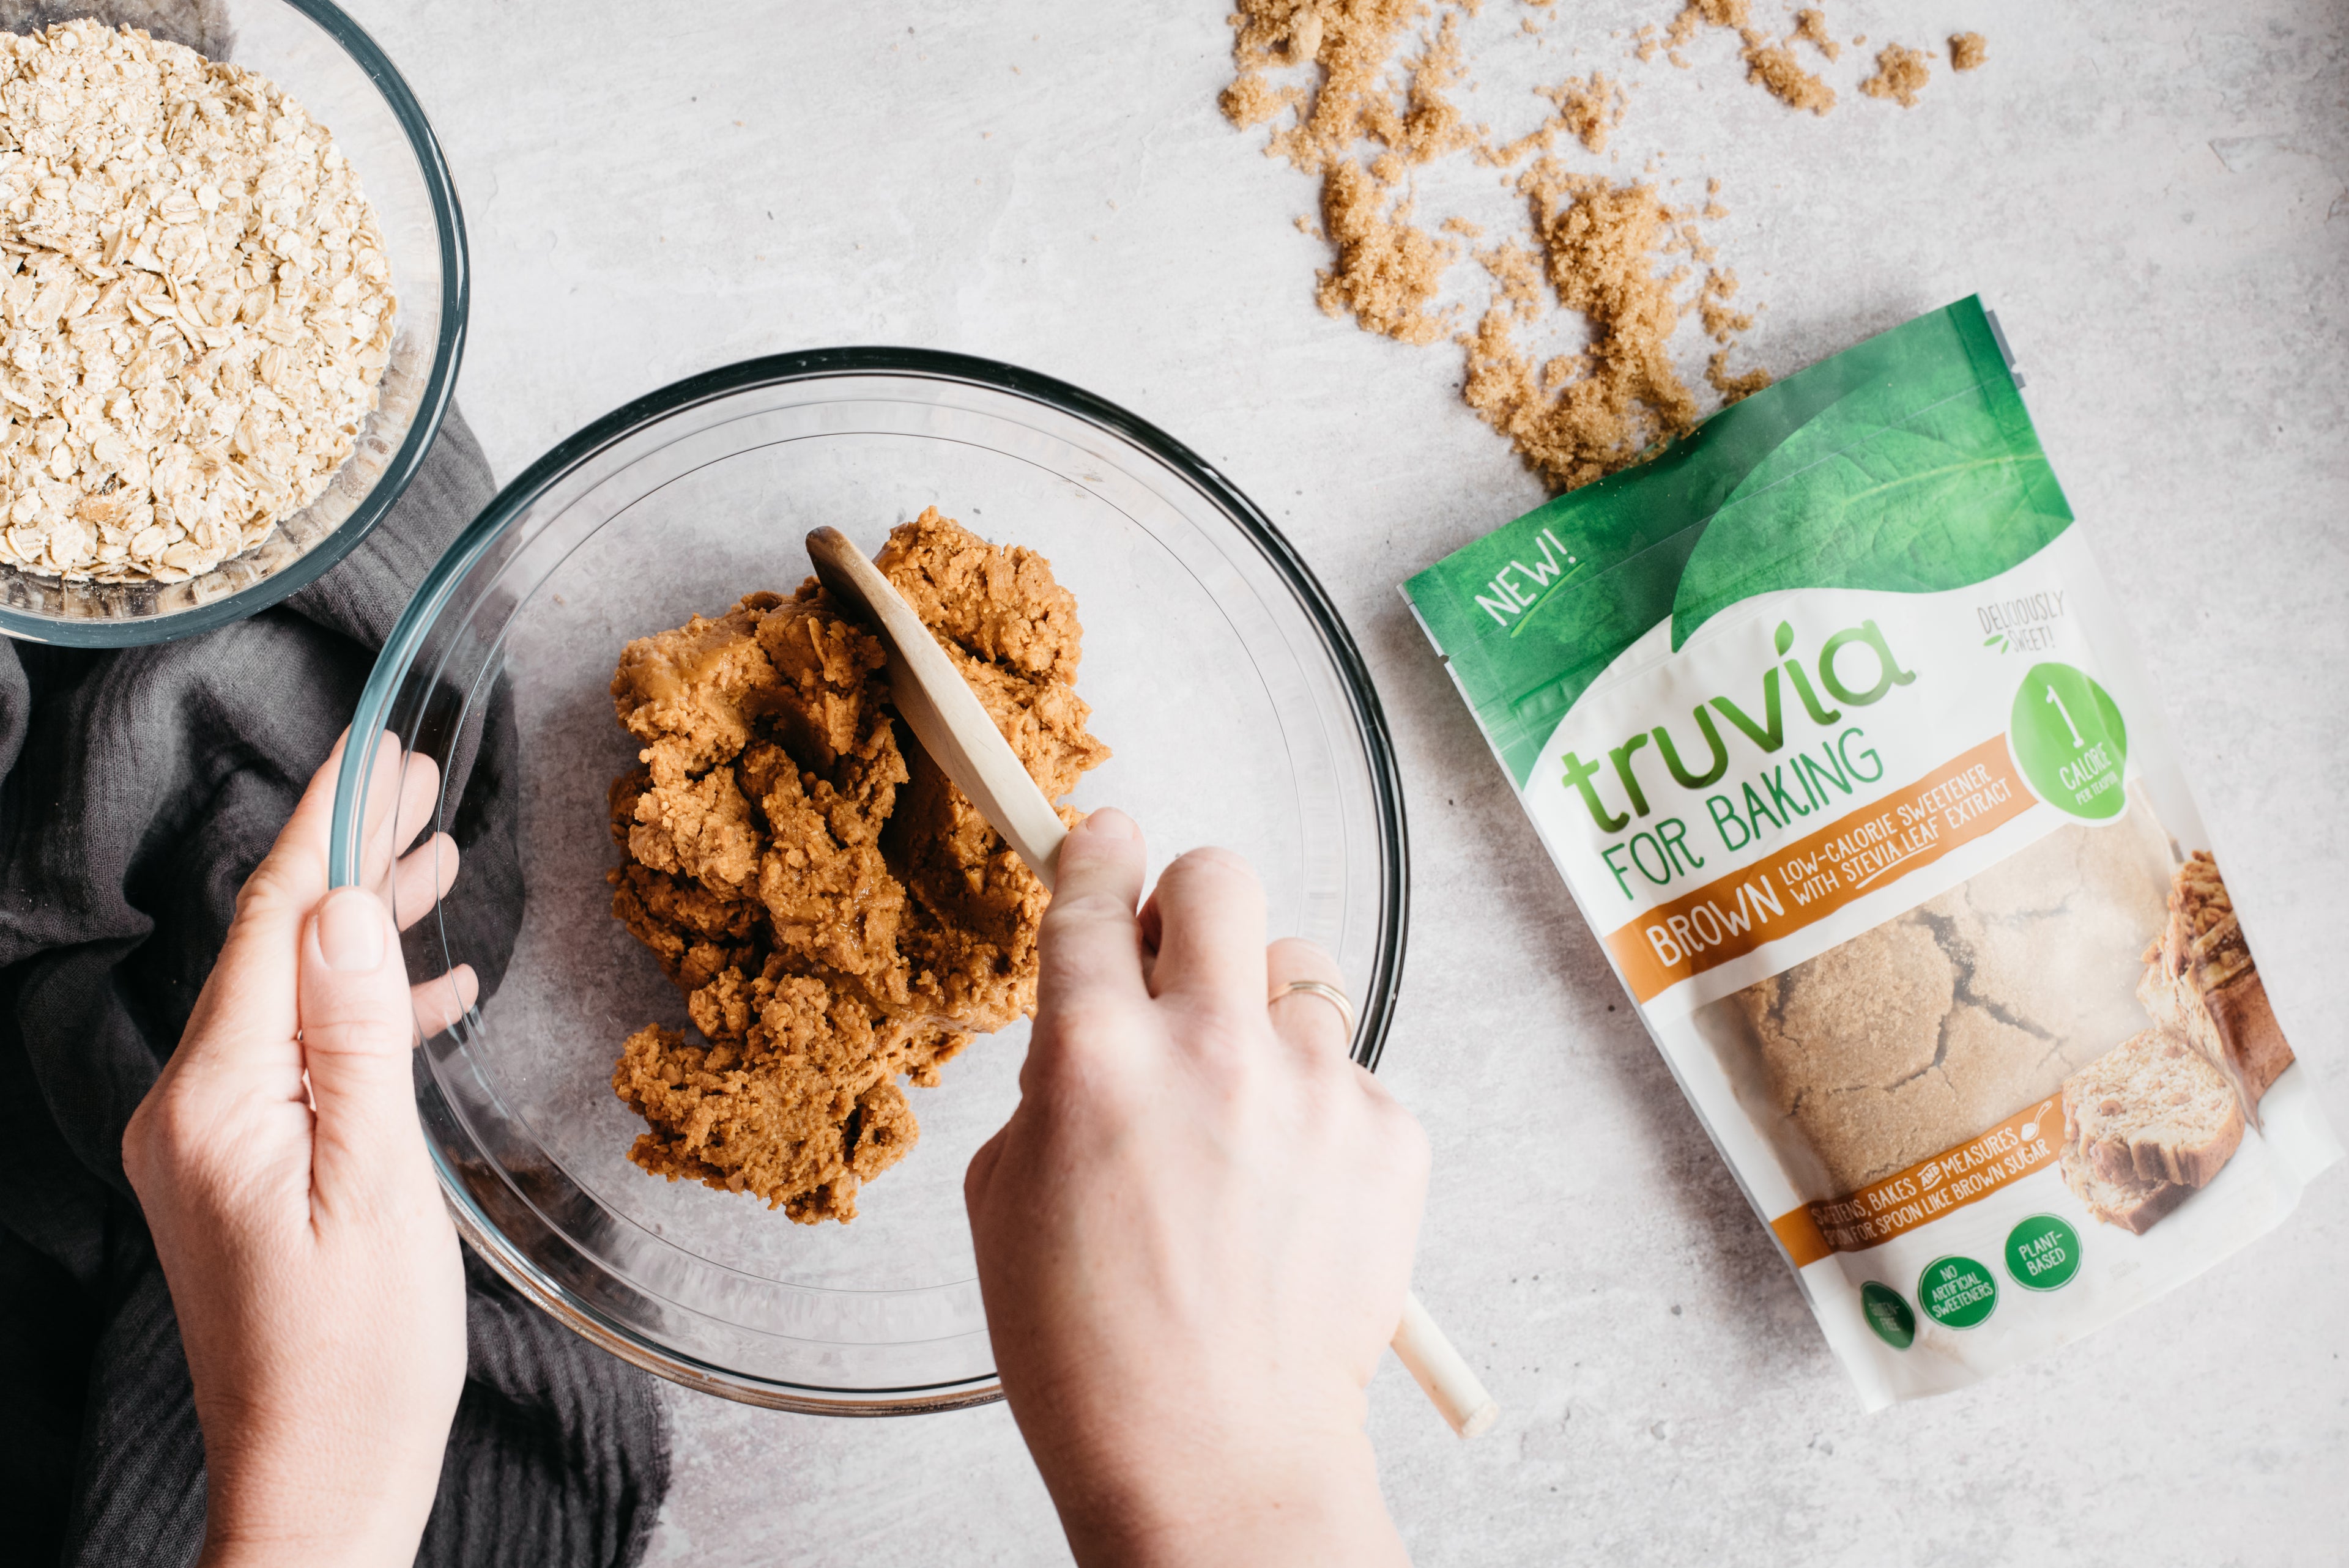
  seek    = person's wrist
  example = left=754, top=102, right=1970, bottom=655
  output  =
left=199, top=1531, right=424, bottom=1568
left=196, top=1448, right=442, bottom=1568
left=1052, top=1426, right=1404, bottom=1568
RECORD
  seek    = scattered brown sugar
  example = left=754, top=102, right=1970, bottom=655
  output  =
left=1230, top=0, right=1422, bottom=173
left=1706, top=350, right=1771, bottom=402
left=1316, top=160, right=1457, bottom=344
left=605, top=510, right=1110, bottom=1222
left=1484, top=70, right=1628, bottom=164
left=1950, top=31, right=1987, bottom=71
left=1664, top=0, right=1846, bottom=116
left=1476, top=239, right=1546, bottom=319
left=1791, top=9, right=1841, bottom=61
left=1666, top=0, right=1750, bottom=50
left=1460, top=168, right=1703, bottom=492
left=1220, top=69, right=1299, bottom=129
left=1698, top=267, right=1753, bottom=340
left=1220, top=0, right=1781, bottom=493
left=1860, top=42, right=1932, bottom=106
left=1544, top=72, right=1627, bottom=153
left=1742, top=37, right=1836, bottom=114
left=1362, top=11, right=1479, bottom=165
left=1633, top=23, right=1661, bottom=61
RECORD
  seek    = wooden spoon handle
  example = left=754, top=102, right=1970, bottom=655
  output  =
left=1394, top=1291, right=1500, bottom=1439
left=806, top=526, right=1069, bottom=889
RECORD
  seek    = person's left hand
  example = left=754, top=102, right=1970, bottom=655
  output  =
left=124, top=732, right=479, bottom=1568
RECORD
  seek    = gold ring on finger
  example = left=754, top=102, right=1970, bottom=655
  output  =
left=1271, top=977, right=1354, bottom=1043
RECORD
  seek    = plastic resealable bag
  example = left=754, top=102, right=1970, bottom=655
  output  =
left=1400, top=295, right=2341, bottom=1408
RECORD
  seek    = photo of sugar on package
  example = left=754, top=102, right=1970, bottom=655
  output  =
left=1401, top=297, right=2342, bottom=1408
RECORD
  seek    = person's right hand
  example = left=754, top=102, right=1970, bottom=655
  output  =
left=965, top=809, right=1428, bottom=1567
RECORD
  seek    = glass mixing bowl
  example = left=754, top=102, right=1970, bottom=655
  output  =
left=0, top=0, right=465, bottom=645
left=332, top=349, right=1409, bottom=1413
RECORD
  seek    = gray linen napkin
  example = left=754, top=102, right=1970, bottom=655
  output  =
left=0, top=409, right=670, bottom=1567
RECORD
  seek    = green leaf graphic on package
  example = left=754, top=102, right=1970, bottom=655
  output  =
left=1668, top=375, right=2072, bottom=650
left=1402, top=297, right=2076, bottom=785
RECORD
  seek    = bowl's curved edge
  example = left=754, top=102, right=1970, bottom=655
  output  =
left=442, top=1185, right=1008, bottom=1417
left=0, top=0, right=470, bottom=649
left=341, top=346, right=1413, bottom=1412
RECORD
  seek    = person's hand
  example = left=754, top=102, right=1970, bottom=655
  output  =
left=966, top=810, right=1428, bottom=1567
left=124, top=733, right=480, bottom=1568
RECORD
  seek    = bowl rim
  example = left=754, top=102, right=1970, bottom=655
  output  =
left=0, top=0, right=470, bottom=648
left=334, top=346, right=1412, bottom=1413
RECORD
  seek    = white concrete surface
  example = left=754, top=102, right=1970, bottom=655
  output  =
left=337, top=1, right=2349, bottom=1561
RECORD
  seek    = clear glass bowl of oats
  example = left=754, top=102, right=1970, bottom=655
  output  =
left=0, top=1, right=464, bottom=645
left=329, top=350, right=1409, bottom=1413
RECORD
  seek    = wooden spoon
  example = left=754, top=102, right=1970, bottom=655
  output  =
left=807, top=526, right=1500, bottom=1440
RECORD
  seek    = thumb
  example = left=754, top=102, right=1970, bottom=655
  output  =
left=299, top=886, right=431, bottom=1201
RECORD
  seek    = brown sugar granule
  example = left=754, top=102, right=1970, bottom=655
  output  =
left=1666, top=0, right=1750, bottom=51
left=1317, top=160, right=1456, bottom=344
left=1231, top=0, right=1421, bottom=174
left=1544, top=71, right=1627, bottom=154
left=1476, top=239, right=1546, bottom=319
left=1705, top=349, right=1771, bottom=402
left=1483, top=70, right=1628, bottom=165
left=1633, top=23, right=1661, bottom=61
left=1220, top=69, right=1299, bottom=129
left=1362, top=11, right=1479, bottom=166
left=1791, top=8, right=1841, bottom=61
left=1663, top=0, right=1838, bottom=116
left=1698, top=267, right=1753, bottom=340
left=1950, top=31, right=1987, bottom=70
left=606, top=509, right=1110, bottom=1222
left=1860, top=42, right=1932, bottom=107
left=1460, top=169, right=1701, bottom=492
left=1742, top=38, right=1836, bottom=114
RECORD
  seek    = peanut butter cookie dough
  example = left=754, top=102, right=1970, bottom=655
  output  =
left=606, top=509, right=1110, bottom=1223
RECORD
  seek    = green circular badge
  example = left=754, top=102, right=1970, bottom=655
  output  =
left=2009, top=662, right=2128, bottom=820
left=2005, top=1214, right=2084, bottom=1292
left=1860, top=1281, right=1916, bottom=1350
left=1918, top=1255, right=1999, bottom=1329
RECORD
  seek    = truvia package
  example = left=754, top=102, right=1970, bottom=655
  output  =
left=1401, top=297, right=2341, bottom=1408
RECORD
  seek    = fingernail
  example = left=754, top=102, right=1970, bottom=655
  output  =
left=1077, top=807, right=1137, bottom=842
left=317, top=887, right=386, bottom=972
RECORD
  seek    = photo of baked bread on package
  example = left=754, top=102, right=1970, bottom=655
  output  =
left=1401, top=298, right=2342, bottom=1408
left=2138, top=851, right=2296, bottom=1114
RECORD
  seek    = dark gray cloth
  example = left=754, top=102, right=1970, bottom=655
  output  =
left=0, top=410, right=670, bottom=1567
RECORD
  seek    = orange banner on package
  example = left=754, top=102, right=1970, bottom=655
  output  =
left=1770, top=1096, right=2064, bottom=1266
left=1603, top=734, right=2033, bottom=1004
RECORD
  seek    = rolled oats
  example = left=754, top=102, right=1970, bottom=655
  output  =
left=0, top=18, right=393, bottom=583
